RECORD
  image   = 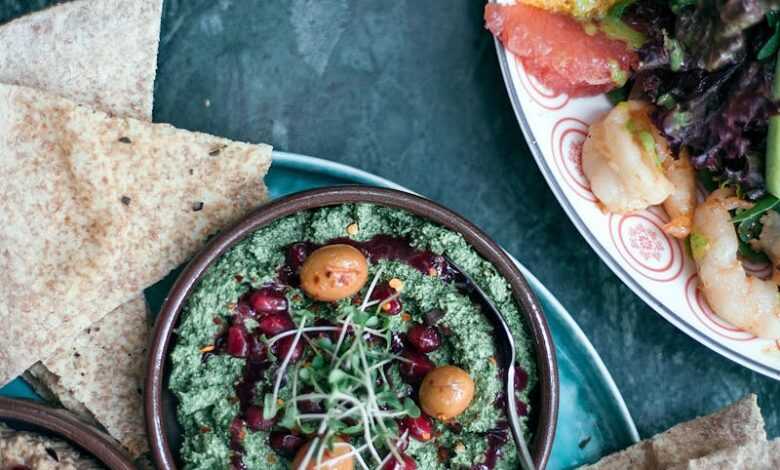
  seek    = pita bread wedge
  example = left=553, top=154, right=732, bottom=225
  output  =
left=1, top=0, right=162, bottom=435
left=23, top=365, right=98, bottom=425
left=580, top=395, right=766, bottom=469
left=0, top=0, right=162, bottom=120
left=39, top=297, right=151, bottom=458
left=668, top=438, right=780, bottom=470
left=0, top=83, right=272, bottom=387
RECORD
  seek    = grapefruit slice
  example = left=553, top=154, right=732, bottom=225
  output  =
left=485, top=3, right=637, bottom=97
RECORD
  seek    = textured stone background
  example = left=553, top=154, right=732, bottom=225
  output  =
left=3, top=0, right=779, bottom=444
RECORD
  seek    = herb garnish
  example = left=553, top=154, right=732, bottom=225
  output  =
left=262, top=268, right=416, bottom=468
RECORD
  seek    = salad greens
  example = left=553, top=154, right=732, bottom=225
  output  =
left=617, top=0, right=780, bottom=201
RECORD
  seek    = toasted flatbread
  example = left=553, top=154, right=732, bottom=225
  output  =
left=39, top=297, right=151, bottom=458
left=0, top=0, right=162, bottom=120
left=0, top=83, right=272, bottom=388
left=668, top=438, right=780, bottom=470
left=1, top=0, right=162, bottom=438
left=23, top=366, right=97, bottom=426
left=580, top=395, right=766, bottom=469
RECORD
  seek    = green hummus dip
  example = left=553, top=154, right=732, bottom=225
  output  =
left=170, top=204, right=537, bottom=469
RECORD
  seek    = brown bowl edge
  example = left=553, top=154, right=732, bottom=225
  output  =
left=0, top=397, right=135, bottom=470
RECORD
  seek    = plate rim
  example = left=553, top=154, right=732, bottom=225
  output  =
left=489, top=36, right=780, bottom=380
left=273, top=150, right=640, bottom=443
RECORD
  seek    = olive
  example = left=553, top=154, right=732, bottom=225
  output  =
left=419, top=365, right=475, bottom=421
left=300, top=244, right=369, bottom=302
left=291, top=439, right=355, bottom=470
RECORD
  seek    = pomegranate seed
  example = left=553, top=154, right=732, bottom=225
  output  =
left=258, top=313, right=294, bottom=336
left=247, top=287, right=288, bottom=314
left=297, top=398, right=324, bottom=414
left=246, top=335, right=268, bottom=363
left=516, top=399, right=528, bottom=417
left=269, top=431, right=305, bottom=457
left=274, top=336, right=304, bottom=363
left=244, top=405, right=276, bottom=431
left=226, top=326, right=248, bottom=357
left=398, top=350, right=435, bottom=383
left=229, top=417, right=246, bottom=440
left=400, top=415, right=433, bottom=442
left=287, top=242, right=313, bottom=268
left=234, top=302, right=253, bottom=321
left=370, top=282, right=402, bottom=315
left=406, top=323, right=441, bottom=353
left=515, top=365, right=529, bottom=391
left=381, top=453, right=417, bottom=470
left=230, top=455, right=247, bottom=470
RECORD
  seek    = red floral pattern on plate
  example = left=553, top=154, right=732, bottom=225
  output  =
left=609, top=210, right=684, bottom=282
left=550, top=118, right=597, bottom=202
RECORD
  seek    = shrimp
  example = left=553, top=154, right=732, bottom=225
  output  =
left=661, top=149, right=697, bottom=239
left=690, top=189, right=780, bottom=338
left=582, top=100, right=696, bottom=238
left=751, top=210, right=780, bottom=283
left=582, top=101, right=674, bottom=214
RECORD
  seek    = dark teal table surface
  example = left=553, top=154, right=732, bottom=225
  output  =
left=3, top=0, right=778, bottom=442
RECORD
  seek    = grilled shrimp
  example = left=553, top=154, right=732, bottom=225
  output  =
left=691, top=189, right=780, bottom=338
left=661, top=151, right=697, bottom=239
left=582, top=101, right=675, bottom=214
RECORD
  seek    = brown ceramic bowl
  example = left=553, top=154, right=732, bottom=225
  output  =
left=146, top=186, right=559, bottom=469
left=0, top=397, right=135, bottom=469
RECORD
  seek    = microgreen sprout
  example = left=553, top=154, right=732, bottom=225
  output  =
left=267, top=266, right=414, bottom=467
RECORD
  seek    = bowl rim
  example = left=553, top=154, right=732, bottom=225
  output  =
left=145, top=185, right=560, bottom=469
left=0, top=397, right=135, bottom=470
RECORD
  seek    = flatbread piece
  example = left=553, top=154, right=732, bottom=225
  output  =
left=39, top=297, right=151, bottom=458
left=0, top=82, right=272, bottom=386
left=0, top=0, right=162, bottom=120
left=0, top=0, right=162, bottom=437
left=580, top=394, right=766, bottom=469
left=668, top=438, right=780, bottom=470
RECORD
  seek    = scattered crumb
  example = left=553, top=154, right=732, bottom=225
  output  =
left=199, top=345, right=215, bottom=353
left=454, top=442, right=466, bottom=454
left=346, top=223, right=359, bottom=236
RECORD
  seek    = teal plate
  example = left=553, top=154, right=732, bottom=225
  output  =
left=1, top=152, right=639, bottom=469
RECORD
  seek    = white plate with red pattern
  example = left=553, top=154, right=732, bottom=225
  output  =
left=491, top=25, right=780, bottom=380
